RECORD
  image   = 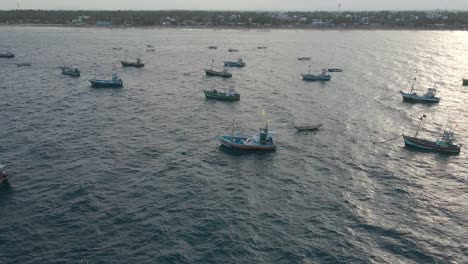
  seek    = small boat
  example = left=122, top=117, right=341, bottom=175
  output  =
left=298, top=57, right=311, bottom=61
left=146, top=45, right=154, bottom=48
left=228, top=48, right=239, bottom=52
left=327, top=68, right=343, bottom=72
left=205, top=60, right=232, bottom=78
left=16, top=62, right=31, bottom=67
left=219, top=121, right=276, bottom=151
left=121, top=58, right=144, bottom=68
left=257, top=46, right=267, bottom=49
left=301, top=67, right=331, bottom=81
left=89, top=72, right=123, bottom=88
left=209, top=46, right=218, bottom=49
left=60, top=66, right=80, bottom=77
left=403, top=116, right=461, bottom=154
left=400, top=78, right=440, bottom=103
left=146, top=49, right=155, bottom=52
left=463, top=79, right=468, bottom=86
left=0, top=52, right=15, bottom=58
left=0, top=165, right=9, bottom=185
left=294, top=123, right=323, bottom=131
left=203, top=87, right=240, bottom=101
left=224, top=58, right=246, bottom=67
left=113, top=47, right=123, bottom=50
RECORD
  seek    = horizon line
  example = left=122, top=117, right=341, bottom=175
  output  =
left=1, top=8, right=468, bottom=12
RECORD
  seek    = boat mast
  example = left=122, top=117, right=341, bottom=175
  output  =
left=231, top=120, right=235, bottom=140
left=308, top=64, right=311, bottom=75
left=414, top=114, right=426, bottom=137
left=211, top=59, right=214, bottom=70
left=410, top=77, right=416, bottom=93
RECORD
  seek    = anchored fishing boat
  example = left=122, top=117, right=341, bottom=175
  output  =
left=209, top=46, right=218, bottom=49
left=146, top=45, right=154, bottom=48
left=224, top=58, right=245, bottom=67
left=298, top=57, right=311, bottom=61
left=113, top=47, right=123, bottom=50
left=146, top=49, right=155, bottom=52
left=294, top=123, right=323, bottom=131
left=0, top=165, right=9, bottom=185
left=16, top=62, right=31, bottom=67
left=203, top=87, right=240, bottom=101
left=463, top=79, right=468, bottom=86
left=327, top=68, right=343, bottom=72
left=219, top=120, right=276, bottom=151
left=400, top=78, right=440, bottom=103
left=0, top=51, right=14, bottom=58
left=403, top=115, right=461, bottom=154
left=205, top=60, right=232, bottom=78
left=89, top=72, right=123, bottom=88
left=301, top=66, right=331, bottom=81
left=228, top=48, right=239, bottom=52
left=257, top=46, right=267, bottom=49
left=60, top=66, right=80, bottom=77
left=121, top=58, right=144, bottom=68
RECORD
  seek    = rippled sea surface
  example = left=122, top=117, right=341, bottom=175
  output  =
left=0, top=26, right=467, bottom=263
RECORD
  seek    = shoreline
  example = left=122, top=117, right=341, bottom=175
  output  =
left=1, top=23, right=467, bottom=31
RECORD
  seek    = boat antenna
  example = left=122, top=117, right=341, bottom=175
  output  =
left=411, top=77, right=417, bottom=93
left=231, top=119, right=235, bottom=140
left=308, top=64, right=311, bottom=75
left=211, top=59, right=214, bottom=70
left=415, top=114, right=426, bottom=137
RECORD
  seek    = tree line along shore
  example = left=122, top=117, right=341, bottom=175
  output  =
left=0, top=10, right=468, bottom=30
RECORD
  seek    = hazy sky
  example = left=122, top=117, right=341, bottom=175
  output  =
left=2, top=0, right=468, bottom=11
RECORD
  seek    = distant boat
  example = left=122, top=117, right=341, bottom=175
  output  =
left=146, top=49, right=155, bottom=52
left=60, top=65, right=80, bottom=77
left=403, top=115, right=461, bottom=154
left=203, top=87, right=240, bottom=101
left=257, top=46, right=267, bottom=49
left=400, top=78, right=440, bottom=103
left=209, top=46, right=218, bottom=49
left=113, top=47, right=123, bottom=50
left=89, top=72, right=123, bottom=88
left=205, top=60, right=232, bottom=78
left=0, top=52, right=14, bottom=58
left=463, top=79, right=468, bottom=86
left=301, top=66, right=331, bottom=81
left=146, top=44, right=154, bottom=48
left=121, top=58, right=144, bottom=68
left=298, top=57, right=311, bottom=61
left=224, top=58, right=245, bottom=67
left=228, top=48, right=239, bottom=52
left=294, top=123, right=323, bottom=131
left=327, top=68, right=343, bottom=72
left=16, top=62, right=31, bottom=67
left=0, top=165, right=9, bottom=185
left=219, top=120, right=276, bottom=151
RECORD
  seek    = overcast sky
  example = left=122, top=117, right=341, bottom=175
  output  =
left=2, top=0, right=468, bottom=11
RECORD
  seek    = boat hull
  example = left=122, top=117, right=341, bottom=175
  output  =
left=403, top=135, right=460, bottom=154
left=219, top=136, right=276, bottom=151
left=223, top=62, right=245, bottom=67
left=327, top=68, right=343, bottom=72
left=121, top=61, right=144, bottom=68
left=89, top=79, right=123, bottom=88
left=294, top=124, right=323, bottom=131
left=203, top=90, right=240, bottom=101
left=401, top=93, right=440, bottom=103
left=463, top=79, right=468, bottom=86
left=0, top=54, right=14, bottom=58
left=205, top=69, right=232, bottom=78
left=301, top=74, right=331, bottom=81
left=62, top=71, right=80, bottom=77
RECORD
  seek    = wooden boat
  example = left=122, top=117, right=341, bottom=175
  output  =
left=302, top=66, right=331, bottom=81
left=400, top=78, right=440, bottom=103
left=463, top=79, right=468, bottom=86
left=0, top=52, right=14, bottom=58
left=60, top=66, right=80, bottom=77
left=294, top=123, right=323, bottom=131
left=224, top=58, right=245, bottom=67
left=205, top=60, right=232, bottom=78
left=219, top=121, right=276, bottom=151
left=203, top=87, right=240, bottom=101
left=121, top=58, right=144, bottom=68
left=209, top=46, right=218, bottom=49
left=89, top=72, right=123, bottom=88
left=403, top=116, right=461, bottom=154
left=298, top=57, right=311, bottom=61
left=228, top=48, right=239, bottom=52
left=327, top=68, right=343, bottom=72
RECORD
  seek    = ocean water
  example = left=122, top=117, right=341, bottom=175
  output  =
left=0, top=26, right=467, bottom=263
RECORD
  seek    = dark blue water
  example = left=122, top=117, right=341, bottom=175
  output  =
left=0, top=27, right=467, bottom=263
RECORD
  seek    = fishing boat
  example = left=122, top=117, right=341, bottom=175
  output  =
left=113, top=47, right=123, bottom=50
left=228, top=48, right=239, bottom=52
left=403, top=115, right=461, bottom=154
left=0, top=52, right=14, bottom=58
left=224, top=58, right=245, bottom=67
left=294, top=123, right=323, bottom=131
left=16, top=62, right=31, bottom=67
left=203, top=87, right=240, bottom=101
left=298, top=57, right=311, bottom=61
left=209, top=46, right=218, bottom=49
left=219, top=120, right=276, bottom=151
left=146, top=49, right=156, bottom=52
left=0, top=165, right=9, bottom=185
left=204, top=60, right=232, bottom=78
left=400, top=78, right=440, bottom=103
left=257, top=46, right=267, bottom=49
left=89, top=72, right=123, bottom=88
left=463, top=79, right=468, bottom=86
left=301, top=66, right=331, bottom=81
left=121, top=58, right=144, bottom=68
left=146, top=45, right=154, bottom=48
left=60, top=66, right=80, bottom=77
left=327, top=68, right=343, bottom=72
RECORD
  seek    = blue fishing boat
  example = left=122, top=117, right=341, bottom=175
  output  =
left=403, top=115, right=461, bottom=154
left=203, top=87, right=240, bottom=101
left=219, top=120, right=277, bottom=151
left=400, top=78, right=440, bottom=103
left=60, top=66, right=80, bottom=77
left=89, top=72, right=123, bottom=88
left=301, top=66, right=331, bottom=81
left=0, top=51, right=14, bottom=58
left=224, top=58, right=245, bottom=67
